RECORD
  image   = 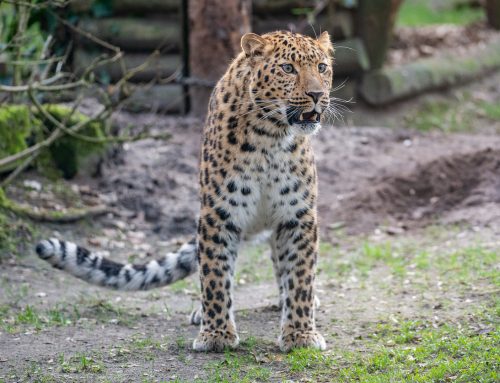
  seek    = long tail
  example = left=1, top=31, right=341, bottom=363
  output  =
left=35, top=237, right=198, bottom=290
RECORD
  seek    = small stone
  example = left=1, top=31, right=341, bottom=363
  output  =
left=23, top=180, right=42, bottom=191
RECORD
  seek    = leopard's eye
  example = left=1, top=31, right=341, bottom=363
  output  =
left=318, top=63, right=327, bottom=73
left=280, top=63, right=295, bottom=74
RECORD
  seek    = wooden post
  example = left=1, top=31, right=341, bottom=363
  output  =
left=486, top=0, right=500, bottom=29
left=356, top=0, right=402, bottom=70
left=188, top=0, right=251, bottom=116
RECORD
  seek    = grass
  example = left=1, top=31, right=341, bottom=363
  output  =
left=235, top=243, right=274, bottom=284
left=337, top=323, right=499, bottom=382
left=169, top=312, right=499, bottom=382
left=0, top=297, right=140, bottom=333
left=398, top=0, right=484, bottom=27
left=405, top=93, right=500, bottom=133
left=59, top=353, right=105, bottom=374
left=0, top=304, right=73, bottom=333
left=201, top=350, right=272, bottom=383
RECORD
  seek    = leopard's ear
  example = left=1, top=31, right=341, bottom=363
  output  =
left=241, top=33, right=267, bottom=57
left=317, top=31, right=334, bottom=54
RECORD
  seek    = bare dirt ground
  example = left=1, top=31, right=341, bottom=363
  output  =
left=1, top=72, right=499, bottom=381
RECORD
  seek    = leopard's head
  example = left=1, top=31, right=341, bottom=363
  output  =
left=241, top=30, right=333, bottom=135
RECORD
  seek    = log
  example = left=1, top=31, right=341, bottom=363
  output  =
left=189, top=0, right=251, bottom=116
left=71, top=0, right=180, bottom=14
left=123, top=85, right=185, bottom=113
left=486, top=0, right=500, bottom=29
left=77, top=18, right=181, bottom=52
left=253, top=11, right=354, bottom=39
left=252, top=0, right=318, bottom=15
left=360, top=38, right=500, bottom=105
left=73, top=49, right=181, bottom=82
left=356, top=0, right=402, bottom=69
left=333, top=38, right=369, bottom=76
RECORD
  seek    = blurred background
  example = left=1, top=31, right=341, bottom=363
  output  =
left=0, top=1, right=500, bottom=382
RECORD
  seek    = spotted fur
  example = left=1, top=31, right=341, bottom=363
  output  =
left=36, top=30, right=334, bottom=353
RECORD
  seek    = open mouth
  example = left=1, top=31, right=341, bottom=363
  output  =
left=287, top=107, right=321, bottom=125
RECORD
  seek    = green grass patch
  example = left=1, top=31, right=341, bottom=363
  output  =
left=337, top=323, right=499, bottom=382
left=406, top=93, right=500, bottom=133
left=59, top=352, right=105, bottom=374
left=0, top=297, right=140, bottom=333
left=236, top=243, right=274, bottom=284
left=0, top=304, right=73, bottom=333
left=192, top=317, right=499, bottom=382
left=201, top=350, right=272, bottom=383
left=319, top=235, right=499, bottom=290
left=398, top=0, right=484, bottom=27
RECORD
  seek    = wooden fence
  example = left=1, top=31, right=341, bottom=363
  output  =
left=70, top=0, right=399, bottom=113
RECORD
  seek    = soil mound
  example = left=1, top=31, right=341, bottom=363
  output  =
left=341, top=148, right=500, bottom=229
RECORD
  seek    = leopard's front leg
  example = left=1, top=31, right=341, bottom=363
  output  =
left=192, top=212, right=240, bottom=352
left=272, top=215, right=326, bottom=352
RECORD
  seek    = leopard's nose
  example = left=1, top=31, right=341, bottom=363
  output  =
left=305, top=91, right=324, bottom=104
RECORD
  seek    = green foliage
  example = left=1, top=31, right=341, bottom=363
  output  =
left=398, top=0, right=484, bottom=27
left=0, top=104, right=104, bottom=178
left=0, top=2, right=47, bottom=81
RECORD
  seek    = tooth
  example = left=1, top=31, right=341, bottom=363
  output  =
left=299, top=114, right=304, bottom=121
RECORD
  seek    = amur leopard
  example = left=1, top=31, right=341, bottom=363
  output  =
left=36, top=30, right=334, bottom=352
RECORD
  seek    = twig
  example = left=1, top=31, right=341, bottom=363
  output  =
left=0, top=78, right=84, bottom=92
left=0, top=152, right=40, bottom=188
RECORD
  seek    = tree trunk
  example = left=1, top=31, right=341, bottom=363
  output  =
left=188, top=0, right=251, bottom=116
left=486, top=0, right=500, bottom=29
left=356, top=0, right=402, bottom=70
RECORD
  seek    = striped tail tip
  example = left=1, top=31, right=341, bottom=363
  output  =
left=35, top=239, right=56, bottom=259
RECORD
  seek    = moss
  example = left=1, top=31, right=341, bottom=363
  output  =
left=0, top=105, right=33, bottom=170
left=0, top=104, right=105, bottom=178
left=41, top=104, right=105, bottom=179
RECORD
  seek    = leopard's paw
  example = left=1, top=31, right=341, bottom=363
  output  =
left=279, top=331, right=326, bottom=352
left=192, top=330, right=239, bottom=352
left=189, top=306, right=202, bottom=326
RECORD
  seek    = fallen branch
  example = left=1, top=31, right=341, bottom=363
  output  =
left=0, top=185, right=114, bottom=223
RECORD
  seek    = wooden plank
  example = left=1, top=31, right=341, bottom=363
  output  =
left=253, top=11, right=354, bottom=40
left=360, top=38, right=500, bottom=105
left=73, top=49, right=182, bottom=82
left=77, top=18, right=181, bottom=52
left=356, top=0, right=402, bottom=69
left=71, top=0, right=180, bottom=14
left=123, top=85, right=185, bottom=113
left=252, top=0, right=317, bottom=15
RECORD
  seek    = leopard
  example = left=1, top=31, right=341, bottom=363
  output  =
left=36, top=30, right=334, bottom=352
